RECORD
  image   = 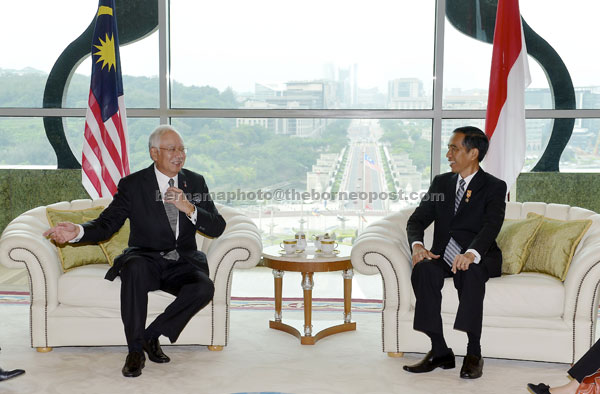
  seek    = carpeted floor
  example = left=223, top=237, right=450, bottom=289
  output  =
left=0, top=302, right=575, bottom=394
left=0, top=267, right=585, bottom=394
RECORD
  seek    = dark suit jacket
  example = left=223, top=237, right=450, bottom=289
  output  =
left=80, top=164, right=226, bottom=281
left=406, top=169, right=507, bottom=277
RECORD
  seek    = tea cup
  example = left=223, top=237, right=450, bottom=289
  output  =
left=312, top=233, right=330, bottom=250
left=280, top=239, right=298, bottom=255
left=320, top=239, right=338, bottom=255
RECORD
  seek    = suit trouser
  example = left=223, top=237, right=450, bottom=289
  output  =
left=411, top=258, right=489, bottom=337
left=569, top=338, right=600, bottom=382
left=119, top=255, right=215, bottom=352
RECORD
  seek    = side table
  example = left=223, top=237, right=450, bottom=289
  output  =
left=262, top=244, right=356, bottom=345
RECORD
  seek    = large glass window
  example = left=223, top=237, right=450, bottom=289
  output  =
left=170, top=0, right=436, bottom=109
left=1, top=1, right=600, bottom=243
left=525, top=118, right=600, bottom=172
left=0, top=1, right=96, bottom=108
left=521, top=1, right=600, bottom=109
left=0, top=118, right=57, bottom=166
left=171, top=117, right=431, bottom=242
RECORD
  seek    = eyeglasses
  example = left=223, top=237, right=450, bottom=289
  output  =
left=158, top=147, right=188, bottom=154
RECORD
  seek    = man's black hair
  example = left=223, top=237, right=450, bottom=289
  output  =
left=452, top=126, right=489, bottom=162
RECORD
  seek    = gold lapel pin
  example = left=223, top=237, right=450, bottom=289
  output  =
left=466, top=190, right=472, bottom=202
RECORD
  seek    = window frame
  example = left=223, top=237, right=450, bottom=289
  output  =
left=1, top=0, right=599, bottom=178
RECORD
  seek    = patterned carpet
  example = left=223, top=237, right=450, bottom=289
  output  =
left=0, top=291, right=383, bottom=313
left=0, top=291, right=29, bottom=304
left=229, top=296, right=382, bottom=313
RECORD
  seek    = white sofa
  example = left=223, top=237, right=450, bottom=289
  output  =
left=0, top=198, right=262, bottom=352
left=351, top=202, right=600, bottom=364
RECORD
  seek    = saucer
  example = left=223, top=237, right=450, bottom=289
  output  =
left=315, top=249, right=340, bottom=256
left=279, top=250, right=301, bottom=257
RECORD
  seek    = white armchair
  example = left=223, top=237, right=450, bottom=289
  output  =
left=351, top=202, right=600, bottom=363
left=0, top=199, right=262, bottom=352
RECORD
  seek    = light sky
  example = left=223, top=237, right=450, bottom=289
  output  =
left=3, top=0, right=599, bottom=94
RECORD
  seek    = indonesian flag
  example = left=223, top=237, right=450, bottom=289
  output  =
left=82, top=0, right=130, bottom=198
left=482, top=0, right=531, bottom=193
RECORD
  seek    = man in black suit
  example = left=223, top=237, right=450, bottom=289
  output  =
left=403, top=126, right=506, bottom=379
left=44, top=125, right=226, bottom=378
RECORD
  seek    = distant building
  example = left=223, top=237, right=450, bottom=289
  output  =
left=443, top=88, right=487, bottom=109
left=237, top=81, right=334, bottom=136
left=383, top=146, right=422, bottom=194
left=357, top=87, right=386, bottom=108
left=307, top=152, right=341, bottom=193
left=387, top=78, right=429, bottom=109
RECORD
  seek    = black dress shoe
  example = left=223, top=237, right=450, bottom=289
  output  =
left=460, top=354, right=484, bottom=379
left=143, top=338, right=170, bottom=363
left=403, top=349, right=455, bottom=373
left=122, top=351, right=145, bottom=378
left=0, top=368, right=25, bottom=381
left=527, top=383, right=551, bottom=394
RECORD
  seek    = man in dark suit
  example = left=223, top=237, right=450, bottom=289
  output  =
left=403, top=126, right=506, bottom=379
left=44, top=125, right=226, bottom=378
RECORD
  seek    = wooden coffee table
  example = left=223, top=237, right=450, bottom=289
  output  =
left=262, top=244, right=356, bottom=345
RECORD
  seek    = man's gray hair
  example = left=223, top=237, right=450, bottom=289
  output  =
left=148, top=124, right=182, bottom=150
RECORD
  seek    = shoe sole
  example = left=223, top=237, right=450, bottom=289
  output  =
left=460, top=373, right=483, bottom=379
left=403, top=362, right=455, bottom=373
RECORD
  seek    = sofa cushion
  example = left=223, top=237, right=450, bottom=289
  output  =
left=57, top=265, right=183, bottom=314
left=409, top=272, right=564, bottom=318
left=497, top=215, right=544, bottom=275
left=99, top=219, right=130, bottom=266
left=522, top=213, right=592, bottom=280
left=46, top=207, right=108, bottom=271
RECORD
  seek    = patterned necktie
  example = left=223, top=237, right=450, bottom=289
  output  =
left=163, top=178, right=179, bottom=260
left=443, top=179, right=466, bottom=266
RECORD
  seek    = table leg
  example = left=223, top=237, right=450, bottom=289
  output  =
left=302, top=272, right=314, bottom=337
left=272, top=269, right=284, bottom=322
left=343, top=269, right=353, bottom=323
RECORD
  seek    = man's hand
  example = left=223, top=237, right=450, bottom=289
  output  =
left=451, top=252, right=476, bottom=273
left=165, top=186, right=195, bottom=215
left=43, top=222, right=79, bottom=244
left=412, top=244, right=440, bottom=266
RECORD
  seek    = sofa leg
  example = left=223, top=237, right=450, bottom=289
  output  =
left=207, top=345, right=223, bottom=351
left=387, top=352, right=404, bottom=358
left=36, top=347, right=53, bottom=353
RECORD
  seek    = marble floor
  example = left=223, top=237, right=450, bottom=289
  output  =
left=0, top=266, right=579, bottom=394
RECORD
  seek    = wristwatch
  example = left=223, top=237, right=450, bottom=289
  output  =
left=186, top=205, right=196, bottom=219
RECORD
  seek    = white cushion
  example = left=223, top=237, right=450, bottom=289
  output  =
left=410, top=272, right=564, bottom=318
left=57, top=265, right=194, bottom=314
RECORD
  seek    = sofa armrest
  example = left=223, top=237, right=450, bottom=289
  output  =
left=564, top=239, right=600, bottom=322
left=351, top=210, right=414, bottom=315
left=0, top=214, right=63, bottom=311
left=206, top=217, right=262, bottom=305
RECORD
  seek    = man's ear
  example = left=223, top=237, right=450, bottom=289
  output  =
left=149, top=147, right=158, bottom=162
left=468, top=147, right=479, bottom=162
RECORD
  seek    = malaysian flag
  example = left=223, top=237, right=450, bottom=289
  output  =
left=82, top=0, right=129, bottom=198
